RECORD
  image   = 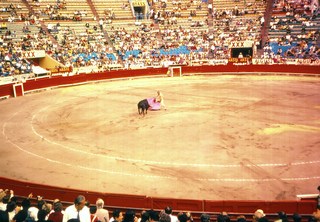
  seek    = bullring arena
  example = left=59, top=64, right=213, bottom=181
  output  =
left=0, top=70, right=319, bottom=205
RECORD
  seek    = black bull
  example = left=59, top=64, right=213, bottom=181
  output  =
left=137, top=99, right=150, bottom=116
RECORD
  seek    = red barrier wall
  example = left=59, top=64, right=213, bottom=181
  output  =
left=0, top=177, right=317, bottom=214
left=1, top=65, right=319, bottom=99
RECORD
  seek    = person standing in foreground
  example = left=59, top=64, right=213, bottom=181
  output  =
left=63, top=195, right=90, bottom=222
left=95, top=198, right=109, bottom=222
left=155, top=91, right=167, bottom=110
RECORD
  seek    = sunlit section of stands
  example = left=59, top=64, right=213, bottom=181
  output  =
left=91, top=0, right=133, bottom=20
left=0, top=0, right=29, bottom=21
left=33, top=0, right=94, bottom=21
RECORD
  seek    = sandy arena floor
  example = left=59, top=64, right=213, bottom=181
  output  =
left=0, top=75, right=319, bottom=201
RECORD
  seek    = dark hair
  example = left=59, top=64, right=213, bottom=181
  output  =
left=74, top=195, right=85, bottom=205
left=165, top=207, right=172, bottom=214
left=293, top=213, right=301, bottom=222
left=54, top=201, right=63, bottom=212
left=318, top=186, right=320, bottom=191
left=237, top=218, right=247, bottom=222
left=6, top=201, right=16, bottom=212
left=21, top=198, right=31, bottom=209
left=38, top=209, right=48, bottom=221
left=149, top=210, right=159, bottom=221
left=178, top=213, right=188, bottom=222
left=2, top=194, right=10, bottom=204
left=123, top=210, right=135, bottom=222
left=140, top=210, right=150, bottom=222
left=278, top=212, right=288, bottom=222
left=200, top=214, right=210, bottom=222
left=90, top=206, right=97, bottom=214
left=217, top=214, right=230, bottom=222
left=68, top=219, right=80, bottom=222
left=37, top=200, right=46, bottom=210
left=113, top=209, right=122, bottom=219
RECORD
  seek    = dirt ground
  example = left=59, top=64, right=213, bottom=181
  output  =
left=0, top=75, right=319, bottom=201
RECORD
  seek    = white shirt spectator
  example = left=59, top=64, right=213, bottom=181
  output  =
left=63, top=204, right=90, bottom=222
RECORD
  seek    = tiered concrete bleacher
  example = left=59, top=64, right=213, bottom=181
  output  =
left=267, top=0, right=319, bottom=58
left=92, top=0, right=133, bottom=20
left=0, top=0, right=29, bottom=21
left=33, top=0, right=94, bottom=21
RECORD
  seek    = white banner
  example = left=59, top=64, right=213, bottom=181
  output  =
left=21, top=50, right=46, bottom=59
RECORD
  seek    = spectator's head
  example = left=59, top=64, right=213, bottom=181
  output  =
left=113, top=209, right=124, bottom=222
left=200, top=214, right=210, bottom=222
left=123, top=209, right=136, bottom=222
left=217, top=213, right=230, bottom=222
left=37, top=199, right=46, bottom=210
left=140, top=210, right=150, bottom=222
left=74, top=195, right=86, bottom=211
left=0, top=190, right=6, bottom=203
left=237, top=215, right=247, bottom=222
left=6, top=201, right=16, bottom=213
left=254, top=210, right=265, bottom=219
left=159, top=211, right=171, bottom=222
left=96, top=198, right=104, bottom=209
left=2, top=194, right=10, bottom=204
left=90, top=205, right=97, bottom=214
left=277, top=211, right=288, bottom=222
left=53, top=201, right=63, bottom=212
left=178, top=213, right=189, bottom=222
left=159, top=210, right=171, bottom=222
left=149, top=210, right=159, bottom=222
left=165, top=206, right=172, bottom=215
left=21, top=198, right=31, bottom=210
left=293, top=213, right=301, bottom=222
left=38, top=209, right=48, bottom=221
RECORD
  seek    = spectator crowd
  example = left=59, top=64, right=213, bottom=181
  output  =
left=0, top=0, right=319, bottom=78
left=0, top=187, right=320, bottom=222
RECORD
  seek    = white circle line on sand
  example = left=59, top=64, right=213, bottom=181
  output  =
left=28, top=105, right=320, bottom=168
left=3, top=121, right=320, bottom=182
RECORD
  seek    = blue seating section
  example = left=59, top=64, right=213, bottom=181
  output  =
left=122, top=46, right=203, bottom=59
left=73, top=52, right=116, bottom=62
left=269, top=42, right=313, bottom=57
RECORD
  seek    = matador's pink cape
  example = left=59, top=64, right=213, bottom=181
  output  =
left=147, top=97, right=161, bottom=110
